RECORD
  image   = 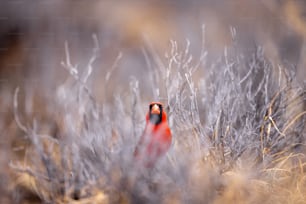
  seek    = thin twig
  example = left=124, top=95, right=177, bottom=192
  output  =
left=9, top=161, right=51, bottom=182
left=13, top=87, right=28, bottom=133
left=283, top=111, right=306, bottom=134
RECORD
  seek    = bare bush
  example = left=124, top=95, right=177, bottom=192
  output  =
left=8, top=33, right=306, bottom=204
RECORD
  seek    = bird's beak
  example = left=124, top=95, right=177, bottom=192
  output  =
left=151, top=104, right=160, bottom=114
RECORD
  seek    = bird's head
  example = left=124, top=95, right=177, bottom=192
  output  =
left=147, top=102, right=165, bottom=125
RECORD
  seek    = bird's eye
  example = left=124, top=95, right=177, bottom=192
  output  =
left=158, top=104, right=163, bottom=110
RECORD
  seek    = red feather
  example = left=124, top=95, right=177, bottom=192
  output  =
left=134, top=102, right=172, bottom=168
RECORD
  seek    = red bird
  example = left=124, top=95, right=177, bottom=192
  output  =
left=134, top=102, right=172, bottom=168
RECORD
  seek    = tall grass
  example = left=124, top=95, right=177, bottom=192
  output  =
left=9, top=34, right=306, bottom=203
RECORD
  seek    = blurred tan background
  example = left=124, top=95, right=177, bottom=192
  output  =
left=0, top=0, right=306, bottom=91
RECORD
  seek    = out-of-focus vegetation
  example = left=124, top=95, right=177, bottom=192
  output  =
left=0, top=1, right=305, bottom=203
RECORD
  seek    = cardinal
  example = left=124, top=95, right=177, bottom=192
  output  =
left=134, top=102, right=172, bottom=168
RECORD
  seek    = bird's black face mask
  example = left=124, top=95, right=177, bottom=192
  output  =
left=149, top=103, right=163, bottom=125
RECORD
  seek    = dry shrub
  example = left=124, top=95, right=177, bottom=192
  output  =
left=7, top=33, right=306, bottom=204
